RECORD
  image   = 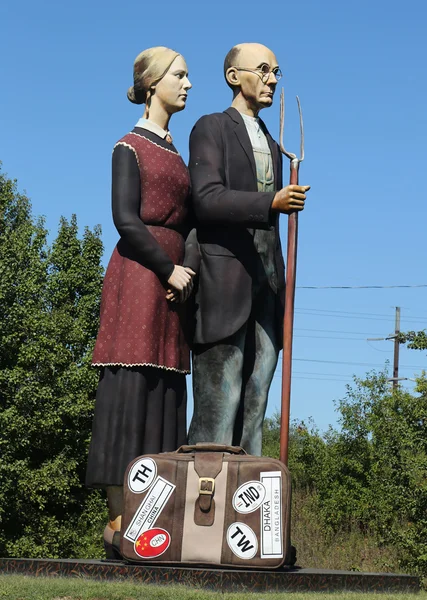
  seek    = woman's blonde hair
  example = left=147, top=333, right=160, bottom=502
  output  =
left=127, top=46, right=180, bottom=105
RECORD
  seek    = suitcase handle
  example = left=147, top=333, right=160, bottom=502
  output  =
left=176, top=443, right=247, bottom=455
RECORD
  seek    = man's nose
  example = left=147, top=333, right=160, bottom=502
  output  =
left=267, top=71, right=278, bottom=85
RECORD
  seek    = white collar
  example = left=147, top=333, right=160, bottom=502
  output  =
left=135, top=118, right=171, bottom=140
left=240, top=112, right=260, bottom=123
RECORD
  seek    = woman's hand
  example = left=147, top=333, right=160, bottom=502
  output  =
left=166, top=265, right=196, bottom=303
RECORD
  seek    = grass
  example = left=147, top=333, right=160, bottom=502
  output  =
left=0, top=576, right=424, bottom=600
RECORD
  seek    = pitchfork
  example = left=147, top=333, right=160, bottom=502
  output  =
left=279, top=89, right=305, bottom=466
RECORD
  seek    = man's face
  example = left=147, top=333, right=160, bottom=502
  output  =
left=229, top=44, right=280, bottom=112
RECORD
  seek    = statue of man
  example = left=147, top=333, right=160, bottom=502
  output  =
left=188, top=43, right=310, bottom=455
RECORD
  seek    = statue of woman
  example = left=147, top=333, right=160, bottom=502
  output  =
left=85, top=47, right=197, bottom=558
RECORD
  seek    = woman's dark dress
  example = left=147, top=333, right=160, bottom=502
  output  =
left=86, top=127, right=191, bottom=488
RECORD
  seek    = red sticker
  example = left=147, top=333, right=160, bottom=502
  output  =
left=134, top=528, right=171, bottom=559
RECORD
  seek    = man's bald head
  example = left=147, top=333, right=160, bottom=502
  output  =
left=224, top=43, right=277, bottom=89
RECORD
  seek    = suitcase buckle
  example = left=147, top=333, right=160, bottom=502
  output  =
left=199, top=477, right=215, bottom=496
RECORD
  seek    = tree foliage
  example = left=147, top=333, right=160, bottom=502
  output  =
left=0, top=166, right=107, bottom=558
left=398, top=330, right=427, bottom=351
left=263, top=371, right=427, bottom=578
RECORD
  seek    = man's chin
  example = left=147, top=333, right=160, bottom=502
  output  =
left=258, top=96, right=274, bottom=109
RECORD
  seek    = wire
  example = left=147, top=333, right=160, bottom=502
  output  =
left=292, top=376, right=353, bottom=382
left=296, top=313, right=399, bottom=322
left=297, top=284, right=427, bottom=289
left=295, top=334, right=370, bottom=340
left=295, top=311, right=427, bottom=324
left=279, top=358, right=427, bottom=369
left=295, top=307, right=426, bottom=319
left=295, top=327, right=386, bottom=335
left=274, top=370, right=353, bottom=380
left=293, top=370, right=354, bottom=377
left=296, top=307, right=393, bottom=315
left=366, top=340, right=393, bottom=353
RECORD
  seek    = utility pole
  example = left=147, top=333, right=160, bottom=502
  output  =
left=367, top=306, right=401, bottom=387
left=392, top=306, right=401, bottom=389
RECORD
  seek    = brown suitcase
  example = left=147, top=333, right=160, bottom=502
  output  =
left=121, top=443, right=293, bottom=569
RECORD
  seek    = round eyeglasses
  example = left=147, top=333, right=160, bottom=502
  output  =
left=233, top=65, right=282, bottom=84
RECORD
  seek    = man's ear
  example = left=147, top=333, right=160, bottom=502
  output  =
left=225, top=67, right=240, bottom=88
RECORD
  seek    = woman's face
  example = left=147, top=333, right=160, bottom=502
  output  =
left=152, top=55, right=192, bottom=114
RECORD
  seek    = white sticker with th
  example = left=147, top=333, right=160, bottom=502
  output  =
left=128, top=457, right=157, bottom=493
left=260, top=471, right=283, bottom=559
left=124, top=476, right=175, bottom=542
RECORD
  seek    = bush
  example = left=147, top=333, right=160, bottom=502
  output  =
left=263, top=370, right=427, bottom=578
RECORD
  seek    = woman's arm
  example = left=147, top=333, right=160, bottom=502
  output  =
left=111, top=142, right=175, bottom=282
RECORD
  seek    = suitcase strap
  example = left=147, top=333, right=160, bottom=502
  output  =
left=193, top=452, right=223, bottom=526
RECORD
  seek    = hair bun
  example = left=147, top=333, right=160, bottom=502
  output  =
left=127, top=85, right=145, bottom=104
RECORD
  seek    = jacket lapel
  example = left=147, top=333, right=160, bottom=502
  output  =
left=224, top=107, right=257, bottom=184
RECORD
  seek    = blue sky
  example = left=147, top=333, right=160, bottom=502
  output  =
left=1, top=0, right=426, bottom=432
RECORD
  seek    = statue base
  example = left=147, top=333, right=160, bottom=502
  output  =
left=0, top=558, right=419, bottom=594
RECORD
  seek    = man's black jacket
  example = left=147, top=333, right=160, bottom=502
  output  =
left=189, top=106, right=285, bottom=345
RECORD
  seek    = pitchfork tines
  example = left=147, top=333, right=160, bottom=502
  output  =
left=279, top=89, right=305, bottom=163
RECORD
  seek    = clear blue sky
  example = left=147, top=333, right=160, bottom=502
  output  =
left=1, top=0, right=426, bottom=432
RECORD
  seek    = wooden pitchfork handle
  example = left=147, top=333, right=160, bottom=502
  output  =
left=279, top=90, right=305, bottom=465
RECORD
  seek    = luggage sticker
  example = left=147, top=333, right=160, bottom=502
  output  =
left=128, top=457, right=157, bottom=493
left=260, top=471, right=283, bottom=559
left=124, top=476, right=175, bottom=542
left=232, top=481, right=266, bottom=514
left=226, top=522, right=258, bottom=559
left=134, top=527, right=171, bottom=559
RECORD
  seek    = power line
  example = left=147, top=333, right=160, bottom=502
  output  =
left=295, top=327, right=386, bottom=335
left=296, top=313, right=400, bottom=323
left=296, top=307, right=427, bottom=320
left=293, top=370, right=353, bottom=378
left=295, top=311, right=427, bottom=324
left=282, top=358, right=426, bottom=369
left=297, top=284, right=427, bottom=289
left=274, top=372, right=354, bottom=382
left=366, top=340, right=393, bottom=353
left=292, top=376, right=353, bottom=382
left=295, top=334, right=369, bottom=340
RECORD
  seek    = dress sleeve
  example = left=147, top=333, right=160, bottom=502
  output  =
left=111, top=143, right=175, bottom=282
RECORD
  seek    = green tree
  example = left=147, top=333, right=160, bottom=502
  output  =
left=262, top=369, right=427, bottom=578
left=398, top=330, right=427, bottom=351
left=0, top=166, right=107, bottom=558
